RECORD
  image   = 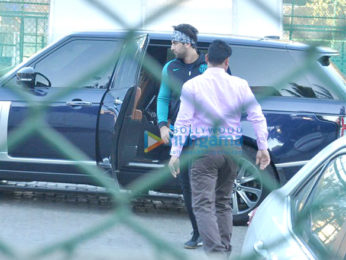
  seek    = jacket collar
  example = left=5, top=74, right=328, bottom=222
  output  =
left=176, top=53, right=205, bottom=67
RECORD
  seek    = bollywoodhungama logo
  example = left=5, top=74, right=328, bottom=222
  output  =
left=144, top=131, right=164, bottom=153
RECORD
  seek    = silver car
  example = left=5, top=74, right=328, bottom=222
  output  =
left=241, top=136, right=346, bottom=259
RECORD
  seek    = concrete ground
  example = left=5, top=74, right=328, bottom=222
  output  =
left=0, top=187, right=247, bottom=259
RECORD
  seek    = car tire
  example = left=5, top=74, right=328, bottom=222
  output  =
left=232, top=145, right=279, bottom=226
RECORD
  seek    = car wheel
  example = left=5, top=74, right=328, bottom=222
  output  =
left=231, top=145, right=278, bottom=226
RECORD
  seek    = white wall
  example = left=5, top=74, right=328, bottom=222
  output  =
left=48, top=0, right=142, bottom=42
left=139, top=0, right=233, bottom=34
left=232, top=0, right=283, bottom=37
left=48, top=0, right=282, bottom=43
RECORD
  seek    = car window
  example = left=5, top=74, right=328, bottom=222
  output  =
left=5, top=39, right=122, bottom=89
left=293, top=171, right=320, bottom=215
left=301, top=60, right=345, bottom=101
left=35, top=39, right=121, bottom=88
left=228, top=45, right=339, bottom=99
left=288, top=51, right=342, bottom=100
left=229, top=46, right=308, bottom=91
left=294, top=153, right=346, bottom=258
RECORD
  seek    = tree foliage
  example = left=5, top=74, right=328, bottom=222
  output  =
left=306, top=0, right=345, bottom=25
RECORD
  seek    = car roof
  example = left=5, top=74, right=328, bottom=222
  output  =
left=64, top=31, right=338, bottom=54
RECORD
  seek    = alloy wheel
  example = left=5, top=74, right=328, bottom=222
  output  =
left=231, top=159, right=262, bottom=215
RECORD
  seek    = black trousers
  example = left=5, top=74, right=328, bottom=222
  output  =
left=177, top=145, right=199, bottom=234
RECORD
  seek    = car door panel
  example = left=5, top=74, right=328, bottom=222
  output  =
left=98, top=34, right=149, bottom=174
left=241, top=96, right=343, bottom=182
left=7, top=88, right=105, bottom=160
left=0, top=37, right=122, bottom=176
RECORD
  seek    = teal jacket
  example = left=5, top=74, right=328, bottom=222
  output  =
left=157, top=54, right=207, bottom=129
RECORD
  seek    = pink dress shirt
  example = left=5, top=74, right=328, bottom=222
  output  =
left=170, top=67, right=268, bottom=157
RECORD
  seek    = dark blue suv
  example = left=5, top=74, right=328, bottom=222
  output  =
left=0, top=32, right=345, bottom=224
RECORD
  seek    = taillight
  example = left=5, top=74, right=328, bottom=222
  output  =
left=340, top=116, right=346, bottom=137
left=247, top=207, right=258, bottom=225
left=319, top=115, right=345, bottom=137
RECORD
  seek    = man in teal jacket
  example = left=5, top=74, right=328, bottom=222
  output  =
left=157, top=24, right=206, bottom=249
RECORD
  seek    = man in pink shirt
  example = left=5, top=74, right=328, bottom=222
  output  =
left=168, top=40, right=270, bottom=257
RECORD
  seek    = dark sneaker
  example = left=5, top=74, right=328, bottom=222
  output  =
left=197, top=235, right=203, bottom=246
left=184, top=232, right=203, bottom=249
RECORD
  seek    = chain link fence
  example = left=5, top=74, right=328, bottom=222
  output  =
left=0, top=0, right=345, bottom=73
left=0, top=0, right=345, bottom=259
left=0, top=0, right=49, bottom=69
left=283, top=0, right=346, bottom=73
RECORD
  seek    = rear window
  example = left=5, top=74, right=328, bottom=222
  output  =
left=228, top=45, right=343, bottom=100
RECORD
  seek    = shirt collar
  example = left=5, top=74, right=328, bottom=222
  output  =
left=205, top=67, right=226, bottom=73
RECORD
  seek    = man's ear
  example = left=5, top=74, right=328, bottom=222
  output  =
left=224, top=58, right=229, bottom=68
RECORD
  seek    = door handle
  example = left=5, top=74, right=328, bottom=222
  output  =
left=66, top=100, right=92, bottom=106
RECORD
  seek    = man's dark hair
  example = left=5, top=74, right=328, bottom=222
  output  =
left=207, top=40, right=232, bottom=65
left=173, top=24, right=198, bottom=45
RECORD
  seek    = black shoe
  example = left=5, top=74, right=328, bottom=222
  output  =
left=184, top=232, right=203, bottom=249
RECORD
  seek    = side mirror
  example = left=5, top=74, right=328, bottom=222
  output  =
left=16, top=67, right=51, bottom=88
left=16, top=67, right=36, bottom=88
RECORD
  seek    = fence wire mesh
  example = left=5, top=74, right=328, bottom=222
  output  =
left=283, top=0, right=346, bottom=73
left=0, top=0, right=345, bottom=259
left=0, top=0, right=49, bottom=70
